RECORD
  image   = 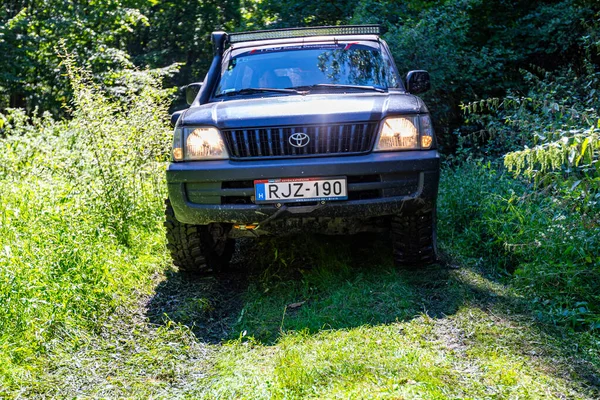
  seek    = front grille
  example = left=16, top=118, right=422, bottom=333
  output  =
left=223, top=123, right=378, bottom=159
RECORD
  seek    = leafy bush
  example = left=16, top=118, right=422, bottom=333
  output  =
left=0, top=60, right=172, bottom=389
left=459, top=22, right=599, bottom=175
left=431, top=5, right=600, bottom=335
left=0, top=1, right=151, bottom=113
left=462, top=65, right=599, bottom=180
left=1, top=54, right=172, bottom=243
left=439, top=162, right=600, bottom=331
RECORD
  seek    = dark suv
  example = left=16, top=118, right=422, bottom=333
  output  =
left=166, top=25, right=440, bottom=273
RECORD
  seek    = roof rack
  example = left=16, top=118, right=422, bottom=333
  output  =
left=228, top=25, right=381, bottom=44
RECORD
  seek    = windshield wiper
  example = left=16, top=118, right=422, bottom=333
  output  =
left=287, top=84, right=387, bottom=93
left=216, top=87, right=303, bottom=97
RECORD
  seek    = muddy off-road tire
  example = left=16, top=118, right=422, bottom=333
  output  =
left=164, top=199, right=235, bottom=274
left=391, top=205, right=438, bottom=268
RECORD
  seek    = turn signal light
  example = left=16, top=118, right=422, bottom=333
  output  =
left=421, top=136, right=432, bottom=148
left=173, top=147, right=183, bottom=161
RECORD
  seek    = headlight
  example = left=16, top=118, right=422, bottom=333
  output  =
left=172, top=126, right=229, bottom=161
left=374, top=115, right=434, bottom=151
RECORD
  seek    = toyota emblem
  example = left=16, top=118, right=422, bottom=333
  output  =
left=289, top=132, right=310, bottom=148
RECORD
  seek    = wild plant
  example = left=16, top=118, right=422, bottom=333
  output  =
left=460, top=31, right=599, bottom=195
left=0, top=53, right=174, bottom=244
left=0, top=57, right=175, bottom=380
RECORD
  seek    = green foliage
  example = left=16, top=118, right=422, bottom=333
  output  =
left=0, top=0, right=234, bottom=113
left=458, top=35, right=600, bottom=219
left=462, top=63, right=600, bottom=174
left=382, top=1, right=596, bottom=144
left=501, top=63, right=600, bottom=184
left=0, top=60, right=171, bottom=390
left=1, top=52, right=173, bottom=243
left=439, top=162, right=600, bottom=331
left=2, top=0, right=599, bottom=129
left=242, top=0, right=359, bottom=28
left=0, top=0, right=152, bottom=113
left=132, top=0, right=241, bottom=100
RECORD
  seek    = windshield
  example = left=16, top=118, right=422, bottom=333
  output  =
left=215, top=43, right=400, bottom=96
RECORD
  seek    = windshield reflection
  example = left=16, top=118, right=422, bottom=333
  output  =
left=216, top=44, right=399, bottom=96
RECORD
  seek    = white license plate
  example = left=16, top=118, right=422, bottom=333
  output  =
left=254, top=177, right=347, bottom=203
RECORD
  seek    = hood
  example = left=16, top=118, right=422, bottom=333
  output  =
left=181, top=92, right=428, bottom=129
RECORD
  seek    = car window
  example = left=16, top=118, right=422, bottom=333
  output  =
left=216, top=43, right=400, bottom=95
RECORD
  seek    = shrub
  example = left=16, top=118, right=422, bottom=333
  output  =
left=460, top=24, right=600, bottom=191
left=0, top=54, right=173, bottom=244
left=0, top=59, right=173, bottom=389
left=439, top=162, right=600, bottom=331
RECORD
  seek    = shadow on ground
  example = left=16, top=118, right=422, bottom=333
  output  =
left=145, top=233, right=600, bottom=393
left=145, top=234, right=461, bottom=343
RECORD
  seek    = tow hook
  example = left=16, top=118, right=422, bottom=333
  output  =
left=259, top=201, right=326, bottom=229
left=255, top=204, right=288, bottom=229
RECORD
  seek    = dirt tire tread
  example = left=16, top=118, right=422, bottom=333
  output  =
left=391, top=205, right=438, bottom=268
left=164, top=199, right=234, bottom=274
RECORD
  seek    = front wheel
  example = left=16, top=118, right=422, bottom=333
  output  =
left=391, top=205, right=438, bottom=268
left=164, top=199, right=235, bottom=274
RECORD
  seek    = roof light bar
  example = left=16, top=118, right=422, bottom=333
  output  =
left=228, top=25, right=381, bottom=44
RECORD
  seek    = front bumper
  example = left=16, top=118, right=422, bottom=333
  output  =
left=167, top=150, right=440, bottom=226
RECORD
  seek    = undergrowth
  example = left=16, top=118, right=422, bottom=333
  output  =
left=438, top=161, right=600, bottom=331
left=441, top=24, right=600, bottom=332
left=0, top=31, right=599, bottom=398
left=0, top=58, right=172, bottom=391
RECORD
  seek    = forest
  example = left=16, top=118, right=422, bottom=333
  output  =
left=1, top=0, right=600, bottom=397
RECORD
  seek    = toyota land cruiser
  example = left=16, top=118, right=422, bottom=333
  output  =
left=165, top=25, right=440, bottom=273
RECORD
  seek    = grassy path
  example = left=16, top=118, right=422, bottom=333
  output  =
left=19, top=235, right=600, bottom=399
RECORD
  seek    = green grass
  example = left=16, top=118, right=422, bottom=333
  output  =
left=207, top=314, right=588, bottom=399
left=1, top=66, right=599, bottom=397
left=438, top=162, right=600, bottom=330
left=2, top=158, right=600, bottom=398
left=0, top=178, right=169, bottom=394
left=4, top=228, right=598, bottom=398
left=189, top=237, right=599, bottom=399
left=0, top=63, right=172, bottom=395
left=2, top=164, right=600, bottom=398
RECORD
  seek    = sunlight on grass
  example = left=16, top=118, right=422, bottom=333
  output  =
left=202, top=309, right=591, bottom=399
left=5, top=229, right=599, bottom=398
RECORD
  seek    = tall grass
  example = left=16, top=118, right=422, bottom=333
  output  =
left=438, top=162, right=600, bottom=331
left=0, top=59, right=172, bottom=389
left=442, top=30, right=600, bottom=332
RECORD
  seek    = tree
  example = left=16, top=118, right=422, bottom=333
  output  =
left=0, top=0, right=149, bottom=114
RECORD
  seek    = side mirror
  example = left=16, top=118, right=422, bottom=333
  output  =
left=170, top=110, right=184, bottom=128
left=185, top=82, right=203, bottom=105
left=406, top=70, right=430, bottom=94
